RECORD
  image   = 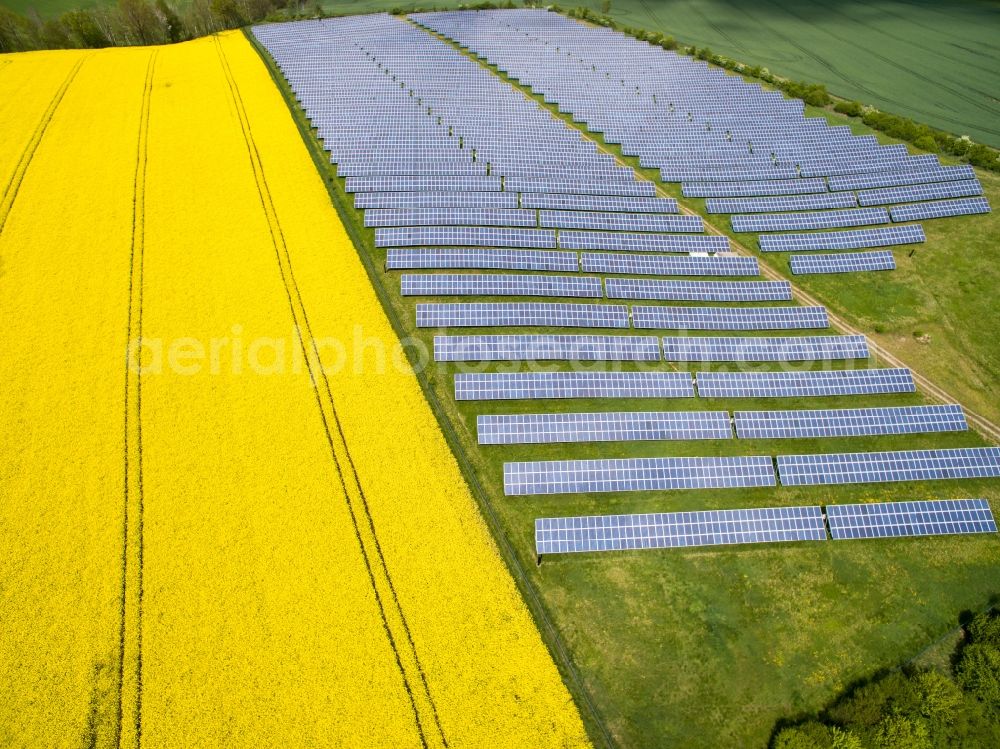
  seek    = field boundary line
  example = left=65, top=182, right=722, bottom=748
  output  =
left=116, top=49, right=156, bottom=749
left=244, top=26, right=616, bottom=749
left=0, top=54, right=87, bottom=236
left=423, top=22, right=1000, bottom=446
left=214, top=36, right=447, bottom=748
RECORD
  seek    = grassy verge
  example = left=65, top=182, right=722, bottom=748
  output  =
left=247, top=23, right=1000, bottom=749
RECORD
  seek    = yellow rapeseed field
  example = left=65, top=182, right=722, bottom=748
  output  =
left=0, top=32, right=589, bottom=748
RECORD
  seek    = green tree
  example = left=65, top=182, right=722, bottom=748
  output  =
left=154, top=0, right=186, bottom=43
left=61, top=9, right=112, bottom=48
left=210, top=0, right=246, bottom=29
left=956, top=643, right=1000, bottom=708
left=0, top=6, right=37, bottom=52
left=829, top=727, right=863, bottom=749
left=772, top=721, right=833, bottom=749
left=913, top=670, right=962, bottom=726
left=969, top=610, right=1000, bottom=647
left=118, top=0, right=164, bottom=45
left=870, top=715, right=932, bottom=749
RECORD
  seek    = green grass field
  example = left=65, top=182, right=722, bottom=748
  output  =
left=250, top=24, right=1000, bottom=746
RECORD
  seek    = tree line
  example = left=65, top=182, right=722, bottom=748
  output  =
left=772, top=608, right=1000, bottom=748
left=0, top=0, right=322, bottom=52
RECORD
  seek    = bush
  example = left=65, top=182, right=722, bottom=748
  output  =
left=956, top=611, right=1000, bottom=709
left=870, top=715, right=932, bottom=749
left=772, top=721, right=833, bottom=749
left=913, top=135, right=938, bottom=153
left=966, top=143, right=1000, bottom=170
left=780, top=80, right=831, bottom=107
left=834, top=100, right=863, bottom=117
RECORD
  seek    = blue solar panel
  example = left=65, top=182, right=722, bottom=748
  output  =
left=605, top=279, right=790, bottom=301
left=504, top=177, right=657, bottom=196
left=706, top=192, right=857, bottom=214
left=355, top=191, right=519, bottom=209
left=790, top=250, right=896, bottom=274
left=434, top=334, right=662, bottom=361
left=827, top=166, right=976, bottom=191
left=522, top=193, right=678, bottom=213
left=890, top=197, right=991, bottom=222
left=364, top=208, right=537, bottom=227
left=504, top=455, right=777, bottom=495
left=734, top=404, right=968, bottom=439
left=777, top=447, right=1000, bottom=486
left=376, top=227, right=557, bottom=248
left=416, top=302, right=629, bottom=327
left=696, top=368, right=915, bottom=398
left=662, top=335, right=869, bottom=361
left=540, top=210, right=703, bottom=232
left=559, top=231, right=729, bottom=253
left=759, top=225, right=924, bottom=252
left=345, top=175, right=502, bottom=193
left=856, top=180, right=983, bottom=207
left=732, top=208, right=890, bottom=233
left=535, top=506, right=827, bottom=554
left=826, top=499, right=996, bottom=540
left=582, top=252, right=758, bottom=277
left=634, top=306, right=828, bottom=330
left=385, top=248, right=578, bottom=271
left=478, top=410, right=732, bottom=444
left=454, top=371, right=695, bottom=400
left=682, top=179, right=828, bottom=198
left=401, top=273, right=600, bottom=297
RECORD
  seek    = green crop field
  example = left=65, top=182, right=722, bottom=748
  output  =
left=250, top=22, right=1000, bottom=746
left=564, top=0, right=1000, bottom=148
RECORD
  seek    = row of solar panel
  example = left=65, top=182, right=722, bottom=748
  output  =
left=385, top=249, right=758, bottom=275
left=701, top=179, right=981, bottom=213
left=433, top=334, right=869, bottom=361
left=387, top=248, right=894, bottom=277
left=681, top=170, right=975, bottom=200
left=454, top=368, right=917, bottom=400
left=344, top=175, right=659, bottom=197
left=355, top=191, right=680, bottom=212
left=376, top=227, right=731, bottom=251
left=505, top=446, right=1000, bottom=496
left=376, top=225, right=925, bottom=254
left=734, top=198, right=989, bottom=234
left=363, top=208, right=701, bottom=231
left=476, top=404, right=966, bottom=444
left=535, top=499, right=996, bottom=554
left=405, top=276, right=795, bottom=301
left=419, top=302, right=826, bottom=329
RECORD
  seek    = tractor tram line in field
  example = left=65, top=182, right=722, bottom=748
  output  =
left=0, top=55, right=87, bottom=236
left=116, top=49, right=157, bottom=749
left=214, top=37, right=446, bottom=748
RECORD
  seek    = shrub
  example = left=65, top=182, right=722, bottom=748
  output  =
left=966, top=143, right=1000, bottom=170
left=772, top=721, right=833, bottom=749
left=870, top=715, right=932, bottom=749
left=913, top=135, right=938, bottom=153
left=834, top=100, right=863, bottom=117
